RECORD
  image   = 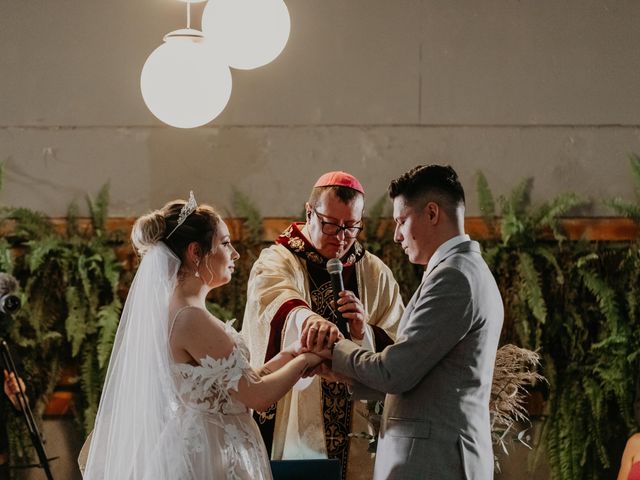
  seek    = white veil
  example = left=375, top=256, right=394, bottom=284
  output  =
left=83, top=243, right=190, bottom=479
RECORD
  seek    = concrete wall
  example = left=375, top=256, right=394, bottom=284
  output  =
left=1, top=0, right=640, bottom=218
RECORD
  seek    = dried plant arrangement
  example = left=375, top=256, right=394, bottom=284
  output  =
left=490, top=344, right=545, bottom=458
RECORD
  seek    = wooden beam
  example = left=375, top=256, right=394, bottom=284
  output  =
left=2, top=217, right=638, bottom=242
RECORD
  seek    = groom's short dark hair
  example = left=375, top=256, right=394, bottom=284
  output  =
left=388, top=165, right=465, bottom=218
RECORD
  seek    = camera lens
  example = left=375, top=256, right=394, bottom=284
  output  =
left=0, top=294, right=21, bottom=314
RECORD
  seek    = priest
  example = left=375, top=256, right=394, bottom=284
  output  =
left=242, top=171, right=404, bottom=479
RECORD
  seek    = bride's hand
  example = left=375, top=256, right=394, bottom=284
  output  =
left=299, top=352, right=325, bottom=377
left=281, top=340, right=307, bottom=357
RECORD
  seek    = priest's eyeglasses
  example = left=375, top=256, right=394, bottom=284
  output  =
left=312, top=208, right=363, bottom=238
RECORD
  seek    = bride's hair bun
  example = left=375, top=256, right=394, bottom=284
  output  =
left=131, top=210, right=166, bottom=256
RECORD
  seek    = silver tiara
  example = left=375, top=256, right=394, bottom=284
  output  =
left=166, top=191, right=198, bottom=239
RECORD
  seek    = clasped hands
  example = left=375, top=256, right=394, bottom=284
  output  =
left=296, top=290, right=367, bottom=383
left=301, top=290, right=367, bottom=353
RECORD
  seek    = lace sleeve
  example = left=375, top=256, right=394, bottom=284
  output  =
left=198, top=346, right=260, bottom=393
left=176, top=346, right=261, bottom=414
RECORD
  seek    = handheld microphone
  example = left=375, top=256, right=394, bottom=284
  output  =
left=0, top=273, right=21, bottom=315
left=326, top=258, right=350, bottom=339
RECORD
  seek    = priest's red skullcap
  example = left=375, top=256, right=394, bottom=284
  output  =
left=313, top=171, right=365, bottom=195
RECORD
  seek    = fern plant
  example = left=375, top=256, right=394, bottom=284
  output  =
left=477, top=165, right=640, bottom=479
left=606, top=154, right=640, bottom=222
left=2, top=182, right=123, bottom=466
left=540, top=242, right=637, bottom=480
left=476, top=172, right=584, bottom=350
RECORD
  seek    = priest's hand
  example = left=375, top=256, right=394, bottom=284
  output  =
left=336, top=290, right=367, bottom=341
left=301, top=315, right=342, bottom=351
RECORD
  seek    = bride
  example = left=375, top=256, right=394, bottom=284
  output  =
left=82, top=192, right=323, bottom=479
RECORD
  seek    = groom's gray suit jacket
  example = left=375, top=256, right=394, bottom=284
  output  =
left=332, top=240, right=503, bottom=480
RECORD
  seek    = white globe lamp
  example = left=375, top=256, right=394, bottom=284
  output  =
left=202, top=0, right=291, bottom=70
left=140, top=29, right=232, bottom=129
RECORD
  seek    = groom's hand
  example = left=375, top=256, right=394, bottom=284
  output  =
left=307, top=362, right=352, bottom=384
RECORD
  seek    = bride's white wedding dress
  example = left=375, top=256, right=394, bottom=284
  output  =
left=82, top=245, right=273, bottom=480
left=170, top=311, right=272, bottom=479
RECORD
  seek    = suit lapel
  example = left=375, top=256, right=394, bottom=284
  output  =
left=399, top=241, right=481, bottom=334
left=424, top=240, right=480, bottom=278
left=398, top=271, right=428, bottom=333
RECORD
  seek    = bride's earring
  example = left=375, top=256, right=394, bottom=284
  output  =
left=194, top=258, right=200, bottom=278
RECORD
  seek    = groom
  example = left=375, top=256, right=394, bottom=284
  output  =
left=324, top=165, right=504, bottom=479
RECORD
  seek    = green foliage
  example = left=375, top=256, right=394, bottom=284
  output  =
left=477, top=171, right=496, bottom=218
left=80, top=343, right=103, bottom=433
left=96, top=301, right=122, bottom=368
left=0, top=238, right=13, bottom=273
left=364, top=193, right=389, bottom=250
left=494, top=178, right=584, bottom=246
left=480, top=174, right=581, bottom=350
left=86, top=182, right=110, bottom=235
left=539, top=243, right=637, bottom=480
left=1, top=182, right=124, bottom=469
left=606, top=154, right=640, bottom=222
left=477, top=162, right=640, bottom=480
left=231, top=187, right=263, bottom=246
left=476, top=171, right=497, bottom=237
left=206, top=301, right=235, bottom=323
left=6, top=208, right=54, bottom=239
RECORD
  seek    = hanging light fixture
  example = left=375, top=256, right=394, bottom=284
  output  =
left=140, top=0, right=232, bottom=128
left=202, top=0, right=291, bottom=70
